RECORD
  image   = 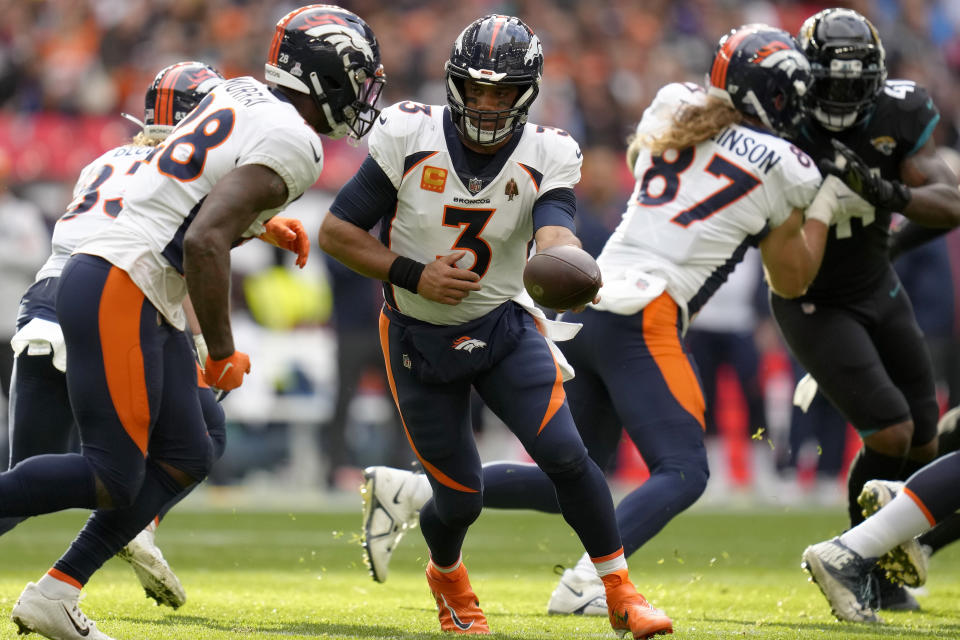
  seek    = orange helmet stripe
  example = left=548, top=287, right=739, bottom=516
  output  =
left=269, top=4, right=317, bottom=65
left=156, top=63, right=187, bottom=127
left=710, top=28, right=753, bottom=89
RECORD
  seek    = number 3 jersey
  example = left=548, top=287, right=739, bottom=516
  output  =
left=362, top=102, right=582, bottom=326
left=77, top=76, right=323, bottom=329
left=596, top=82, right=822, bottom=326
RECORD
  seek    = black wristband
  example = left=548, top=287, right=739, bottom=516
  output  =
left=388, top=256, right=425, bottom=293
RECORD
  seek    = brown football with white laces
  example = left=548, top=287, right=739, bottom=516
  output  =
left=523, top=245, right=602, bottom=310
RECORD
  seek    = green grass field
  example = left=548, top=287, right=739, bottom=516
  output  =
left=0, top=504, right=957, bottom=639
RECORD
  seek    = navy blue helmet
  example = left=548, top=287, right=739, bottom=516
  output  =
left=141, top=61, right=223, bottom=139
left=708, top=24, right=813, bottom=138
left=265, top=4, right=385, bottom=141
left=445, top=15, right=543, bottom=146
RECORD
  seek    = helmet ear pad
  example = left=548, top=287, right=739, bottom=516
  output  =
left=265, top=5, right=385, bottom=140
left=444, top=15, right=543, bottom=146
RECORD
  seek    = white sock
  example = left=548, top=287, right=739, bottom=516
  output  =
left=411, top=473, right=432, bottom=510
left=37, top=572, right=81, bottom=600
left=840, top=492, right=933, bottom=559
left=574, top=552, right=597, bottom=576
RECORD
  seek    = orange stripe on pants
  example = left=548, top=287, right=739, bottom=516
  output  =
left=378, top=310, right=477, bottom=493
left=643, top=294, right=706, bottom=430
left=98, top=267, right=151, bottom=455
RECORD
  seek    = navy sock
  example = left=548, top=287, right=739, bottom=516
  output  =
left=0, top=516, right=25, bottom=536
left=548, top=458, right=621, bottom=558
left=846, top=447, right=905, bottom=526
left=919, top=511, right=960, bottom=554
left=481, top=462, right=560, bottom=513
left=614, top=466, right=707, bottom=557
left=418, top=498, right=468, bottom=568
left=0, top=454, right=97, bottom=517
left=54, top=458, right=188, bottom=585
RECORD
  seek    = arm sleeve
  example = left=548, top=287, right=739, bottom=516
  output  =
left=532, top=187, right=576, bottom=232
left=329, top=154, right=399, bottom=230
left=889, top=219, right=951, bottom=260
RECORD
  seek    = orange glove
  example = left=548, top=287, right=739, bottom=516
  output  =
left=259, top=216, right=310, bottom=268
left=203, top=351, right=251, bottom=392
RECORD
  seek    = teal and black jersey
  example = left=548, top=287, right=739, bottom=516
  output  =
left=791, top=80, right=939, bottom=303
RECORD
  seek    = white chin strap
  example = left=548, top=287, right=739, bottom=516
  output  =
left=742, top=90, right=776, bottom=133
left=813, top=106, right=859, bottom=132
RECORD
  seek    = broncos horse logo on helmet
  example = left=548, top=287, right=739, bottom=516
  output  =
left=797, top=8, right=887, bottom=132
left=123, top=61, right=224, bottom=141
left=707, top=24, right=812, bottom=138
left=265, top=4, right=385, bottom=142
left=445, top=15, right=543, bottom=146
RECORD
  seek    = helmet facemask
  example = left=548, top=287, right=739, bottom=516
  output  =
left=807, top=53, right=885, bottom=131
left=446, top=70, right=537, bottom=146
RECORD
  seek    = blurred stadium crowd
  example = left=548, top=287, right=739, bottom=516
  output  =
left=1, top=0, right=960, bottom=502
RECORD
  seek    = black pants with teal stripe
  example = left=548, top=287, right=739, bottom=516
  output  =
left=380, top=303, right=622, bottom=567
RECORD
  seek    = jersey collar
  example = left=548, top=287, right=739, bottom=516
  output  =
left=443, top=107, right=524, bottom=194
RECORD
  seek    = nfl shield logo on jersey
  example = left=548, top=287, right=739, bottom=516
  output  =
left=468, top=177, right=483, bottom=195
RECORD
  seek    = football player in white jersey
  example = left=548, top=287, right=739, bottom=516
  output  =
left=355, top=23, right=865, bottom=619
left=318, top=14, right=672, bottom=639
left=3, top=6, right=385, bottom=640
left=4, top=61, right=229, bottom=614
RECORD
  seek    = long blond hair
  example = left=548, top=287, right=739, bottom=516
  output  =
left=131, top=132, right=165, bottom=147
left=626, top=94, right=742, bottom=169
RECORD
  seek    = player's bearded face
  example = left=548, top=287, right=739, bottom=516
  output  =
left=463, top=81, right=519, bottom=131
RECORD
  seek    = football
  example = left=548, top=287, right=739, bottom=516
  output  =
left=523, top=245, right=602, bottom=310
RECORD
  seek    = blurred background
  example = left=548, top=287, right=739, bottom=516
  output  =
left=1, top=0, right=959, bottom=509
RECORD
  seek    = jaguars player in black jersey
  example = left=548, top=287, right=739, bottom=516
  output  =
left=770, top=7, right=960, bottom=611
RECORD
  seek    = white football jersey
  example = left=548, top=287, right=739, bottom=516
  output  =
left=78, top=76, right=323, bottom=329
left=597, top=82, right=821, bottom=321
left=369, top=101, right=581, bottom=325
left=36, top=144, right=156, bottom=282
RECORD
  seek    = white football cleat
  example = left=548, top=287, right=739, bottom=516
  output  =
left=116, top=521, right=186, bottom=608
left=360, top=466, right=423, bottom=583
left=858, top=479, right=929, bottom=588
left=547, top=567, right=607, bottom=616
left=11, top=582, right=115, bottom=640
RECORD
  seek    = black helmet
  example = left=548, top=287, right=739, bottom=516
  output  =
left=141, top=61, right=223, bottom=139
left=708, top=24, right=812, bottom=138
left=445, top=15, right=543, bottom=146
left=265, top=4, right=385, bottom=141
left=797, top=8, right=887, bottom=131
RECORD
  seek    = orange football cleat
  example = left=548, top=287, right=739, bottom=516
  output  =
left=603, top=571, right=673, bottom=639
left=425, top=561, right=490, bottom=634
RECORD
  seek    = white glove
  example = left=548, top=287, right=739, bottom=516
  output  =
left=193, top=333, right=209, bottom=369
left=806, top=175, right=875, bottom=237
left=793, top=373, right=818, bottom=413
